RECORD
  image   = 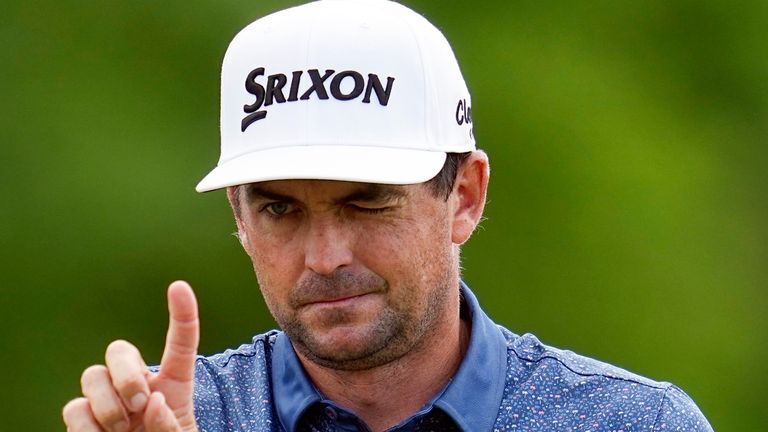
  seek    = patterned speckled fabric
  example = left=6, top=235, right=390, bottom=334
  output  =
left=493, top=328, right=712, bottom=431
left=186, top=283, right=713, bottom=431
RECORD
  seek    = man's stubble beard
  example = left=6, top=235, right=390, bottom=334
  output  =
left=265, top=253, right=456, bottom=372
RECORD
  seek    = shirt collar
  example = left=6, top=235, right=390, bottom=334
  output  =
left=434, top=281, right=508, bottom=431
left=271, top=281, right=508, bottom=432
left=271, top=331, right=320, bottom=432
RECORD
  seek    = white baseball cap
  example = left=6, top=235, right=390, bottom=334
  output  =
left=196, top=0, right=476, bottom=192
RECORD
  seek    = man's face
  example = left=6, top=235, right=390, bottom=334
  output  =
left=230, top=180, right=461, bottom=371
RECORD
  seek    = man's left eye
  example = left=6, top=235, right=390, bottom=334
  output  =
left=350, top=205, right=388, bottom=215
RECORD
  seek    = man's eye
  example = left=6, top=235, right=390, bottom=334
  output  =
left=350, top=204, right=388, bottom=215
left=264, top=202, right=293, bottom=216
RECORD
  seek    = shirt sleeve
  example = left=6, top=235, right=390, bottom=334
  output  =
left=653, top=385, right=714, bottom=431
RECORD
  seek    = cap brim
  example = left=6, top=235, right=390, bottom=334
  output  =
left=195, top=145, right=447, bottom=192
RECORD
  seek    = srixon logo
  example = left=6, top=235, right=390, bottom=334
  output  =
left=242, top=68, right=396, bottom=132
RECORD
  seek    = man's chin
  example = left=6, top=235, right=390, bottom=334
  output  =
left=289, top=325, right=406, bottom=371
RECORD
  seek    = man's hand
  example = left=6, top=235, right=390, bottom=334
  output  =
left=63, top=281, right=200, bottom=432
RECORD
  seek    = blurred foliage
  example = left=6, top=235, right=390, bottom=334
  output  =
left=1, top=0, right=765, bottom=430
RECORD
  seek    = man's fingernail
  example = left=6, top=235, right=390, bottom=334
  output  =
left=130, top=393, right=147, bottom=411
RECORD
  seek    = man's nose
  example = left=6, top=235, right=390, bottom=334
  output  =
left=303, top=218, right=354, bottom=275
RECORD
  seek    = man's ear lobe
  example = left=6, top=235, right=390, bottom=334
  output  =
left=451, top=151, right=490, bottom=245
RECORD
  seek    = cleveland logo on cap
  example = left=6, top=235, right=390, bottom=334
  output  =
left=241, top=68, right=396, bottom=132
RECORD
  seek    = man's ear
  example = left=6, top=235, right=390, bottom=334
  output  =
left=226, top=186, right=249, bottom=247
left=450, top=151, right=490, bottom=245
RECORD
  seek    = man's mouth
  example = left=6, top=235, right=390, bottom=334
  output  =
left=303, top=292, right=376, bottom=308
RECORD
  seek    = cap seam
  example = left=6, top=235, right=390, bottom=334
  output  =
left=395, top=3, right=433, bottom=150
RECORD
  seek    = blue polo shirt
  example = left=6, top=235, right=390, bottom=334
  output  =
left=189, top=282, right=713, bottom=431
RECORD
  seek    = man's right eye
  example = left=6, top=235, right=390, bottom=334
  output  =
left=263, top=202, right=294, bottom=216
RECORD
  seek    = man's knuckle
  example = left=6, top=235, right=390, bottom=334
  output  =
left=167, top=340, right=197, bottom=356
left=96, top=404, right=126, bottom=427
left=114, top=374, right=144, bottom=393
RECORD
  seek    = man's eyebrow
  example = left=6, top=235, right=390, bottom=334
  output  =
left=337, top=184, right=407, bottom=204
left=243, top=183, right=406, bottom=205
left=244, top=186, right=297, bottom=203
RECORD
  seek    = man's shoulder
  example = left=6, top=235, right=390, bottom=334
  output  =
left=493, top=327, right=713, bottom=431
left=195, top=329, right=281, bottom=370
left=501, top=328, right=667, bottom=387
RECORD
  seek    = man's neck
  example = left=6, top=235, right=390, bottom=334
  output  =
left=298, top=314, right=471, bottom=432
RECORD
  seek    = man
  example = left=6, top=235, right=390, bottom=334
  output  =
left=63, top=1, right=713, bottom=431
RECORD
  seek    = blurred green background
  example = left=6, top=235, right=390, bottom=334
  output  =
left=1, top=0, right=765, bottom=430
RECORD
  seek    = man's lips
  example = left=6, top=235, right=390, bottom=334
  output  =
left=301, top=292, right=376, bottom=308
left=292, top=270, right=387, bottom=309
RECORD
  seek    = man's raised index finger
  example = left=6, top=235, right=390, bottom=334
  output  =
left=159, top=280, right=199, bottom=382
